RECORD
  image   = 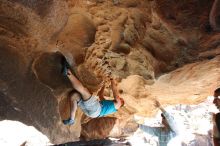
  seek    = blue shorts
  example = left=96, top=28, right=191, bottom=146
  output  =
left=99, top=100, right=117, bottom=117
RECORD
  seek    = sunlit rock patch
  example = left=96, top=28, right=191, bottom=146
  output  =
left=0, top=120, right=51, bottom=146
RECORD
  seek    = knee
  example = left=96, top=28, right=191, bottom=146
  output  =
left=70, top=92, right=81, bottom=102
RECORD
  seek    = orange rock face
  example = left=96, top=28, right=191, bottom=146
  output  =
left=1, top=0, right=220, bottom=144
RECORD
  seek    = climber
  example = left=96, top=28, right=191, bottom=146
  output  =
left=134, top=100, right=181, bottom=146
left=62, top=63, right=124, bottom=125
left=213, top=88, right=220, bottom=110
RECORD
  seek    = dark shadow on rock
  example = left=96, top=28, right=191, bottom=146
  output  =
left=55, top=138, right=131, bottom=146
left=0, top=1, right=29, bottom=36
left=0, top=61, right=59, bottom=129
left=9, top=0, right=54, bottom=17
left=0, top=0, right=80, bottom=144
left=0, top=42, right=66, bottom=143
left=155, top=0, right=213, bottom=30
left=0, top=43, right=26, bottom=81
left=0, top=91, right=29, bottom=122
left=32, top=51, right=72, bottom=95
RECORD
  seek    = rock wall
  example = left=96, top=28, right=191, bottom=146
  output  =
left=0, top=0, right=220, bottom=144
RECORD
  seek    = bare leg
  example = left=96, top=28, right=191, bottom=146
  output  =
left=67, top=69, right=91, bottom=101
left=70, top=92, right=81, bottom=120
left=63, top=92, right=81, bottom=125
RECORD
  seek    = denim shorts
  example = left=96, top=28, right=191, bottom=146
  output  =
left=78, top=95, right=101, bottom=118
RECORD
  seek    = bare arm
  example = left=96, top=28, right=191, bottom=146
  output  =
left=67, top=69, right=91, bottom=100
left=110, top=78, right=119, bottom=100
left=110, top=78, right=124, bottom=109
left=154, top=100, right=180, bottom=134
left=97, top=82, right=106, bottom=101
left=139, top=124, right=160, bottom=136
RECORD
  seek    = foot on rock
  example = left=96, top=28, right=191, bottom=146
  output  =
left=63, top=118, right=75, bottom=125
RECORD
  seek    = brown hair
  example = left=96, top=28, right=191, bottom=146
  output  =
left=216, top=113, right=220, bottom=133
left=214, top=88, right=220, bottom=95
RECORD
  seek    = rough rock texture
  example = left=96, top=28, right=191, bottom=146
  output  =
left=57, top=138, right=131, bottom=146
left=1, top=0, right=220, bottom=144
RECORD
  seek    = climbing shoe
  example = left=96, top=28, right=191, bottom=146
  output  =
left=63, top=118, right=75, bottom=125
